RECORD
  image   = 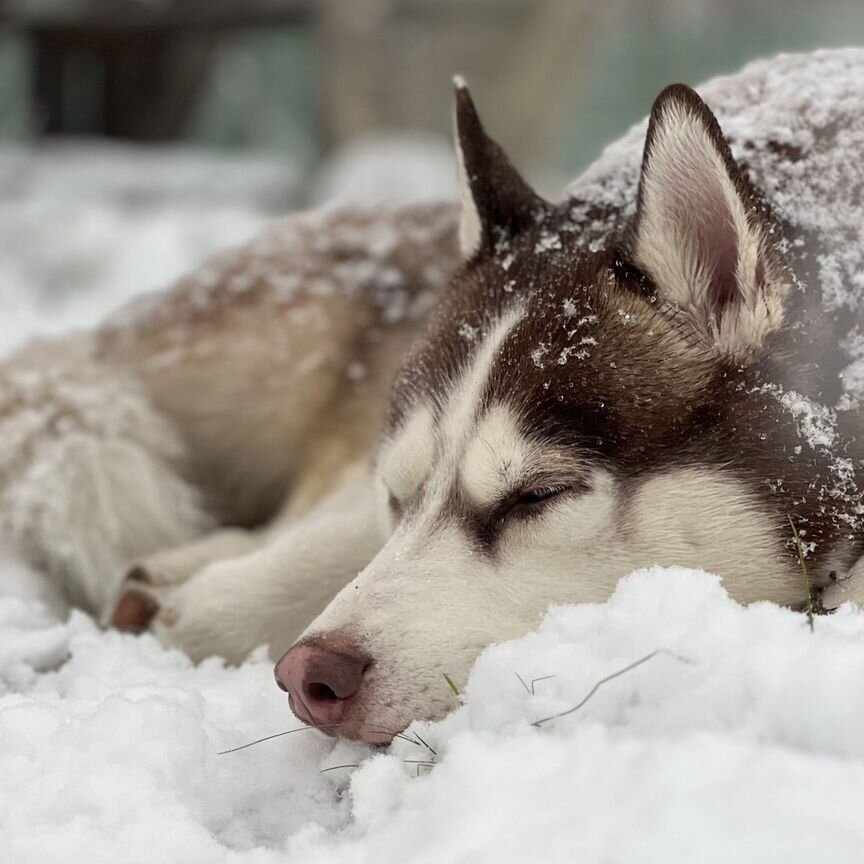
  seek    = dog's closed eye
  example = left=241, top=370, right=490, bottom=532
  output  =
left=472, top=482, right=583, bottom=549
left=502, top=478, right=593, bottom=520
left=514, top=485, right=568, bottom=506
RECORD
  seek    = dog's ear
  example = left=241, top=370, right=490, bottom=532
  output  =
left=629, top=84, right=788, bottom=360
left=453, top=78, right=546, bottom=260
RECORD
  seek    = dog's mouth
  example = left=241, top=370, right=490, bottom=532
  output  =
left=286, top=692, right=337, bottom=737
left=287, top=690, right=392, bottom=741
left=288, top=690, right=401, bottom=744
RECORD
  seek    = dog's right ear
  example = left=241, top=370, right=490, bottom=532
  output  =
left=628, top=84, right=788, bottom=360
left=453, top=78, right=546, bottom=260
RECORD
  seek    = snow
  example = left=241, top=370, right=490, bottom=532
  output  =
left=310, top=134, right=458, bottom=207
left=5, top=568, right=864, bottom=863
left=0, top=143, right=286, bottom=359
left=756, top=382, right=839, bottom=450
left=4, top=49, right=864, bottom=863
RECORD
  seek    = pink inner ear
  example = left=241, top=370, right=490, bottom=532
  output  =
left=702, top=206, right=741, bottom=311
left=666, top=164, right=743, bottom=313
left=634, top=89, right=783, bottom=356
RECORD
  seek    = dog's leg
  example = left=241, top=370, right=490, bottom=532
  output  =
left=111, top=528, right=266, bottom=631
left=116, top=473, right=384, bottom=662
left=125, top=529, right=265, bottom=588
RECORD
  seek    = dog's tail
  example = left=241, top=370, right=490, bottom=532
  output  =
left=0, top=335, right=212, bottom=621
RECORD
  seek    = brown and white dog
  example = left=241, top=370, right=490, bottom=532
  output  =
left=2, top=50, right=864, bottom=743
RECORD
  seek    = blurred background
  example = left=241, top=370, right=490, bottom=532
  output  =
left=0, top=0, right=862, bottom=351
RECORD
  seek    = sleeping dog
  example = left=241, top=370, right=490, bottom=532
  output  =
left=2, top=49, right=863, bottom=742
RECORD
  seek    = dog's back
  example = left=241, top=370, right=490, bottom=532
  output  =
left=0, top=203, right=457, bottom=617
left=97, top=203, right=457, bottom=525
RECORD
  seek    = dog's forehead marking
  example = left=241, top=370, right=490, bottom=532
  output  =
left=379, top=404, right=435, bottom=501
left=441, top=307, right=525, bottom=448
left=460, top=406, right=529, bottom=508
left=380, top=308, right=524, bottom=506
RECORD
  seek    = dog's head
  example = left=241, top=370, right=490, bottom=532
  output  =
left=276, top=82, right=839, bottom=742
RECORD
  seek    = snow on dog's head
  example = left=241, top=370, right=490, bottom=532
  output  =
left=275, top=81, right=858, bottom=741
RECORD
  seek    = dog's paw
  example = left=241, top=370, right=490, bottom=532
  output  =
left=112, top=555, right=274, bottom=664
left=111, top=569, right=162, bottom=632
left=110, top=571, right=209, bottom=656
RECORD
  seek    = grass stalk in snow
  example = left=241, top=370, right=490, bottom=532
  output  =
left=788, top=515, right=815, bottom=632
left=515, top=672, right=556, bottom=695
left=218, top=724, right=343, bottom=754
left=532, top=649, right=692, bottom=728
left=443, top=673, right=460, bottom=696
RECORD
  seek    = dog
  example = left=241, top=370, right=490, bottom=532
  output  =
left=2, top=49, right=863, bottom=743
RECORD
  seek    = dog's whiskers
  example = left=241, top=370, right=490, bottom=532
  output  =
left=409, top=730, right=437, bottom=756
left=358, top=722, right=427, bottom=748
left=320, top=763, right=361, bottom=774
left=217, top=723, right=343, bottom=755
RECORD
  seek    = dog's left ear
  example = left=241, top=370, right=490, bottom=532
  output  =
left=629, top=84, right=788, bottom=360
left=453, top=78, right=547, bottom=260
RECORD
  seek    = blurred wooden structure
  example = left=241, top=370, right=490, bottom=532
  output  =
left=0, top=0, right=591, bottom=165
left=320, top=0, right=592, bottom=166
left=2, top=0, right=314, bottom=139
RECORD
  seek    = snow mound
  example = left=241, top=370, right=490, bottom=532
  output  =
left=4, top=566, right=864, bottom=863
left=0, top=144, right=279, bottom=360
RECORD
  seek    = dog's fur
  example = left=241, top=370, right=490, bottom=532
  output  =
left=2, top=50, right=864, bottom=741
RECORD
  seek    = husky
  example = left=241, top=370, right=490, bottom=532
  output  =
left=2, top=50, right=863, bottom=742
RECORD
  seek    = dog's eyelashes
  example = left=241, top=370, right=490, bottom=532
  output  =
left=515, top=485, right=567, bottom=506
left=502, top=485, right=575, bottom=520
left=480, top=485, right=571, bottom=545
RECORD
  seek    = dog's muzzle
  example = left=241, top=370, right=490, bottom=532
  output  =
left=274, top=638, right=382, bottom=740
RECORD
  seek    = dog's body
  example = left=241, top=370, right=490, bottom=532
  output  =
left=1, top=203, right=458, bottom=657
left=3, top=49, right=864, bottom=740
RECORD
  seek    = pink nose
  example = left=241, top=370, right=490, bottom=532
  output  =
left=274, top=642, right=370, bottom=731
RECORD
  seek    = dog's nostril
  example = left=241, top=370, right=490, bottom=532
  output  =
left=307, top=682, right=339, bottom=702
left=274, top=641, right=371, bottom=729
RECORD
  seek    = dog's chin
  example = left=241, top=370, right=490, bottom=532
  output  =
left=332, top=718, right=399, bottom=745
left=289, top=692, right=450, bottom=745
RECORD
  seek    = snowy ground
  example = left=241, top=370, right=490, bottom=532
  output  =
left=3, top=129, right=864, bottom=863
left=5, top=565, right=864, bottom=864
left=0, top=135, right=457, bottom=360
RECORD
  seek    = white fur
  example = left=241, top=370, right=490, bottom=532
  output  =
left=454, top=96, right=483, bottom=260
left=151, top=472, right=384, bottom=663
left=306, top=459, right=793, bottom=735
left=129, top=529, right=265, bottom=587
left=0, top=340, right=211, bottom=619
left=441, top=308, right=524, bottom=449
left=459, top=406, right=528, bottom=507
left=303, top=312, right=796, bottom=733
left=378, top=405, right=435, bottom=503
left=822, top=554, right=864, bottom=611
left=634, top=99, right=787, bottom=359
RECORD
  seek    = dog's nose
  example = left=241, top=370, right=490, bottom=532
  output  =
left=274, top=642, right=369, bottom=731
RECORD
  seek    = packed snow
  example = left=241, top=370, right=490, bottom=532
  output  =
left=5, top=567, right=864, bottom=863
left=4, top=49, right=864, bottom=864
